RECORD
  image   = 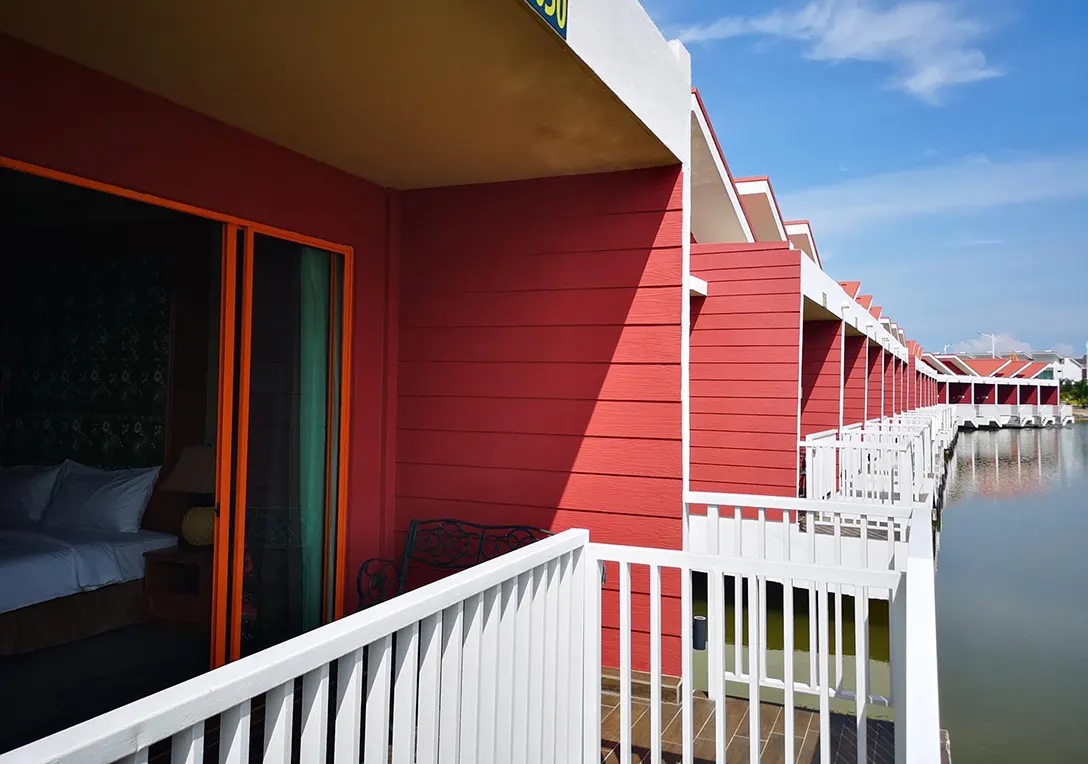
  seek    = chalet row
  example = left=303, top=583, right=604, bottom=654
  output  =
left=0, top=0, right=1062, bottom=683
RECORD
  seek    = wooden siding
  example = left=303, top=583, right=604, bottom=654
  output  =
left=998, top=384, right=1017, bottom=405
left=974, top=384, right=996, bottom=404
left=868, top=345, right=883, bottom=422
left=689, top=242, right=801, bottom=497
left=397, top=167, right=685, bottom=672
left=950, top=382, right=971, bottom=404
left=1041, top=385, right=1059, bottom=405
left=884, top=353, right=895, bottom=416
left=800, top=320, right=842, bottom=437
left=843, top=335, right=867, bottom=426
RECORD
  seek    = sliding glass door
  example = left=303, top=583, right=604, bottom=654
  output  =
left=212, top=226, right=351, bottom=666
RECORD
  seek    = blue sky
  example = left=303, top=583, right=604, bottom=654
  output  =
left=645, top=0, right=1088, bottom=357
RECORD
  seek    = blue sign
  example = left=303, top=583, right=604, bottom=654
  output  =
left=526, top=0, right=568, bottom=39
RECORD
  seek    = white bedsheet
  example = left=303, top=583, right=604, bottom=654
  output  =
left=0, top=525, right=177, bottom=614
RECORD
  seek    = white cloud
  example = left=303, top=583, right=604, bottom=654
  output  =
left=777, top=153, right=1088, bottom=235
left=674, top=0, right=1002, bottom=102
left=950, top=334, right=1033, bottom=355
left=1052, top=343, right=1077, bottom=357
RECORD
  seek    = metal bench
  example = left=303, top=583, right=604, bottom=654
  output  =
left=356, top=519, right=552, bottom=610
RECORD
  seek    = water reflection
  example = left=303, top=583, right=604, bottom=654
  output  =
left=946, top=425, right=1086, bottom=504
left=938, top=424, right=1088, bottom=763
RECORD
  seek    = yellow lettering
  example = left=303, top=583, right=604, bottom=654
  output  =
left=556, top=0, right=567, bottom=28
left=544, top=0, right=556, bottom=16
left=537, top=0, right=545, bottom=7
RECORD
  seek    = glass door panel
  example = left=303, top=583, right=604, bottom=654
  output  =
left=216, top=230, right=348, bottom=661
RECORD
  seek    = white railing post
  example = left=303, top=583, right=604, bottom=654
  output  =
left=582, top=544, right=602, bottom=764
left=901, top=521, right=941, bottom=762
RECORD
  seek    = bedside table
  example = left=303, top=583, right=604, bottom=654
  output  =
left=143, top=546, right=213, bottom=630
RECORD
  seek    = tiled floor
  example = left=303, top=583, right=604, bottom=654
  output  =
left=600, top=693, right=896, bottom=764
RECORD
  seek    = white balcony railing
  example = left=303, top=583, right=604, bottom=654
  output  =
left=681, top=490, right=940, bottom=762
left=3, top=531, right=592, bottom=764
left=802, top=405, right=954, bottom=508
left=4, top=508, right=945, bottom=764
left=684, top=492, right=912, bottom=573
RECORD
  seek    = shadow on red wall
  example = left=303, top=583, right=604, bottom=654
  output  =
left=394, top=166, right=685, bottom=672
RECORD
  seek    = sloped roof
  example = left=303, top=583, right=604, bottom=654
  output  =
left=962, top=358, right=1010, bottom=377
left=839, top=281, right=861, bottom=298
left=996, top=361, right=1031, bottom=377
left=1016, top=362, right=1050, bottom=379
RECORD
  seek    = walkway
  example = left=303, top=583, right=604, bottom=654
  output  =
left=600, top=691, right=897, bottom=764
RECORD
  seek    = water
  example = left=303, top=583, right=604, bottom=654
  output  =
left=937, top=424, right=1088, bottom=763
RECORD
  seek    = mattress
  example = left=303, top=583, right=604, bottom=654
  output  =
left=0, top=526, right=177, bottom=614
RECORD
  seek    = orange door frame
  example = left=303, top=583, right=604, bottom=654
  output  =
left=0, top=155, right=356, bottom=667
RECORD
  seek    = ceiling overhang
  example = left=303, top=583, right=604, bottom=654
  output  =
left=689, top=93, right=752, bottom=244
left=735, top=177, right=787, bottom=243
left=785, top=220, right=821, bottom=267
left=0, top=0, right=678, bottom=189
left=922, top=354, right=957, bottom=375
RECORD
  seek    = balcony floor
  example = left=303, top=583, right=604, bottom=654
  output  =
left=600, top=692, right=898, bottom=764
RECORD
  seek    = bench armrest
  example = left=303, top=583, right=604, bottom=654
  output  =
left=356, top=557, right=403, bottom=611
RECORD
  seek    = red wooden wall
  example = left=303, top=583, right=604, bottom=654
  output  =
left=950, top=382, right=971, bottom=404
left=883, top=354, right=895, bottom=416
left=398, top=167, right=685, bottom=672
left=868, top=345, right=883, bottom=421
left=975, top=384, right=996, bottom=404
left=842, top=335, right=867, bottom=426
left=899, top=359, right=907, bottom=412
left=938, top=381, right=947, bottom=403
left=688, top=242, right=801, bottom=496
left=998, top=384, right=1017, bottom=404
left=0, top=35, right=392, bottom=614
left=800, top=320, right=843, bottom=436
left=1022, top=385, right=1039, bottom=404
left=1041, top=385, right=1059, bottom=405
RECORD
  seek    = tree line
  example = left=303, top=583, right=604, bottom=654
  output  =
left=1061, top=380, right=1088, bottom=407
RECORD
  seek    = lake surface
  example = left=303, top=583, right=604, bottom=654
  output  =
left=937, top=424, right=1088, bottom=763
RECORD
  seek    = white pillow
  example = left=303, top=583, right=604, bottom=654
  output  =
left=0, top=464, right=64, bottom=525
left=43, top=461, right=161, bottom=533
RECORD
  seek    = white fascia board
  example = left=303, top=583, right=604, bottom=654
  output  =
left=567, top=0, right=691, bottom=163
left=688, top=275, right=708, bottom=297
left=914, top=358, right=937, bottom=379
left=735, top=178, right=788, bottom=241
left=690, top=97, right=754, bottom=243
left=802, top=256, right=890, bottom=348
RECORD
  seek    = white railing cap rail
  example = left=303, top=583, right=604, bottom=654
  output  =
left=799, top=438, right=912, bottom=452
left=684, top=491, right=921, bottom=519
left=590, top=543, right=901, bottom=591
left=5, top=530, right=590, bottom=764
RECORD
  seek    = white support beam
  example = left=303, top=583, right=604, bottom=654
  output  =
left=688, top=275, right=708, bottom=297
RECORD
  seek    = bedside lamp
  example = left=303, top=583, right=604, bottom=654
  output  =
left=160, top=445, right=216, bottom=546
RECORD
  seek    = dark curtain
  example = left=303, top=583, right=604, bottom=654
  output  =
left=0, top=230, right=169, bottom=469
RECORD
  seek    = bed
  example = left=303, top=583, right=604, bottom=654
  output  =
left=0, top=460, right=179, bottom=656
left=0, top=526, right=177, bottom=614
